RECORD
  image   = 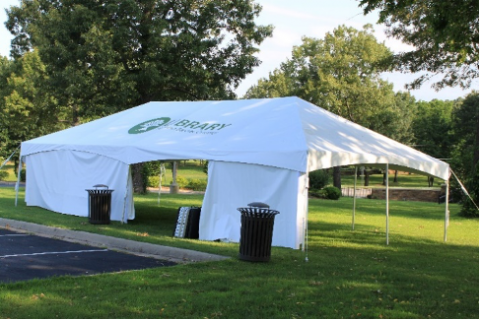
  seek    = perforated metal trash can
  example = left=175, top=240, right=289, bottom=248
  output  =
left=86, top=184, right=114, bottom=224
left=237, top=203, right=280, bottom=262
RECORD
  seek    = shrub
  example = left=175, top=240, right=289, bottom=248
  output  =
left=309, top=170, right=329, bottom=190
left=147, top=176, right=160, bottom=188
left=168, top=175, right=188, bottom=189
left=0, top=170, right=8, bottom=181
left=320, top=186, right=341, bottom=200
left=20, top=169, right=26, bottom=182
left=187, top=178, right=208, bottom=191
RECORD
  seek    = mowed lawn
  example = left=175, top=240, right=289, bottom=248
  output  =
left=0, top=187, right=478, bottom=318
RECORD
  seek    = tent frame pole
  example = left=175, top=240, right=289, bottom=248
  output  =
left=15, top=156, right=23, bottom=207
left=352, top=166, right=357, bottom=230
left=444, top=178, right=450, bottom=242
left=386, top=164, right=389, bottom=245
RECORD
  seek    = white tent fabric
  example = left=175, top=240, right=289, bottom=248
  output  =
left=201, top=161, right=308, bottom=248
left=24, top=150, right=135, bottom=222
left=19, top=96, right=450, bottom=249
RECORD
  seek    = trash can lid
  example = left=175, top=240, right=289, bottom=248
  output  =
left=93, top=184, right=109, bottom=189
left=247, top=202, right=270, bottom=208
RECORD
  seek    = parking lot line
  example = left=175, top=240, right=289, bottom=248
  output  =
left=1, top=248, right=109, bottom=258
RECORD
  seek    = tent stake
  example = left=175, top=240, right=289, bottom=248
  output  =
left=352, top=166, right=357, bottom=230
left=444, top=179, right=450, bottom=242
left=386, top=164, right=389, bottom=245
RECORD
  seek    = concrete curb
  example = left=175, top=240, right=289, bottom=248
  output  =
left=0, top=218, right=229, bottom=264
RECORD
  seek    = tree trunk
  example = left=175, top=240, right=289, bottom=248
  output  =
left=364, top=170, right=370, bottom=186
left=131, top=163, right=146, bottom=194
left=393, top=170, right=398, bottom=183
left=333, top=166, right=341, bottom=189
left=170, top=161, right=179, bottom=193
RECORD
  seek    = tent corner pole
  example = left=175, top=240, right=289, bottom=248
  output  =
left=15, top=156, right=23, bottom=207
left=444, top=178, right=450, bottom=242
left=386, top=164, right=389, bottom=245
left=352, top=166, right=357, bottom=231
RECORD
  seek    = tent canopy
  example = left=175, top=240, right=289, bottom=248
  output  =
left=21, top=96, right=450, bottom=179
left=19, top=97, right=450, bottom=249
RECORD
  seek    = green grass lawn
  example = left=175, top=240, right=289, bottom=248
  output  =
left=339, top=171, right=445, bottom=189
left=0, top=187, right=478, bottom=318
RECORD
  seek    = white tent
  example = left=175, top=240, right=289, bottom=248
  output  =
left=18, top=97, right=451, bottom=249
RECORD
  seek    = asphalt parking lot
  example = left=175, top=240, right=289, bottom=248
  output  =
left=0, top=228, right=177, bottom=283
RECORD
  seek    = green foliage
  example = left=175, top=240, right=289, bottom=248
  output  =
left=14, top=168, right=27, bottom=182
left=459, top=166, right=479, bottom=218
left=319, top=186, right=342, bottom=200
left=244, top=24, right=416, bottom=143
left=411, top=99, right=455, bottom=159
left=20, top=169, right=26, bottom=182
left=187, top=178, right=208, bottom=191
left=0, top=170, right=9, bottom=181
left=359, top=0, right=479, bottom=90
left=6, top=0, right=274, bottom=123
left=308, top=170, right=329, bottom=190
left=0, top=51, right=66, bottom=158
left=451, top=92, right=479, bottom=174
left=147, top=176, right=160, bottom=188
left=170, top=175, right=189, bottom=189
left=203, top=160, right=209, bottom=175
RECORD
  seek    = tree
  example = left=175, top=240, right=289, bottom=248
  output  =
left=359, top=0, right=479, bottom=90
left=6, top=0, right=273, bottom=121
left=452, top=92, right=479, bottom=174
left=245, top=25, right=418, bottom=188
left=451, top=91, right=479, bottom=217
left=0, top=51, right=66, bottom=160
left=6, top=0, right=273, bottom=193
left=0, top=56, right=13, bottom=158
left=411, top=99, right=455, bottom=160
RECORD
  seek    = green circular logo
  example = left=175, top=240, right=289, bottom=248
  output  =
left=128, top=117, right=171, bottom=134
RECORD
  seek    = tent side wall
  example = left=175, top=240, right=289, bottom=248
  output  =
left=24, top=150, right=134, bottom=222
left=199, top=161, right=308, bottom=249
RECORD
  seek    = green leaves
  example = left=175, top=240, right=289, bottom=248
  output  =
left=5, top=0, right=273, bottom=125
left=358, top=0, right=479, bottom=90
left=245, top=24, right=414, bottom=142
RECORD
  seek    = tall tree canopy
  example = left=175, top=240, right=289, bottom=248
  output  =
left=245, top=24, right=413, bottom=140
left=451, top=91, right=479, bottom=217
left=358, top=0, right=479, bottom=90
left=6, top=0, right=273, bottom=125
left=452, top=92, right=479, bottom=175
left=244, top=25, right=418, bottom=188
left=0, top=51, right=64, bottom=158
left=411, top=99, right=456, bottom=160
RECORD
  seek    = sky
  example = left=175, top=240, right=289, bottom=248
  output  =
left=1, top=0, right=477, bottom=101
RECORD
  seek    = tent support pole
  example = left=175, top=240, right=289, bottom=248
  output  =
left=444, top=178, right=450, bottom=242
left=15, top=156, right=22, bottom=207
left=352, top=166, right=357, bottom=230
left=386, top=164, right=389, bottom=245
left=121, top=166, right=130, bottom=224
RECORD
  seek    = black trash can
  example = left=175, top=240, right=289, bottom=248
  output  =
left=86, top=184, right=114, bottom=224
left=237, top=202, right=279, bottom=262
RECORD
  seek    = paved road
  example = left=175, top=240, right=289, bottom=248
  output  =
left=0, top=228, right=176, bottom=283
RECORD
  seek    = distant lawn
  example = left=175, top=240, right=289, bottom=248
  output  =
left=340, top=171, right=445, bottom=189
left=0, top=187, right=478, bottom=318
left=2, top=160, right=442, bottom=189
